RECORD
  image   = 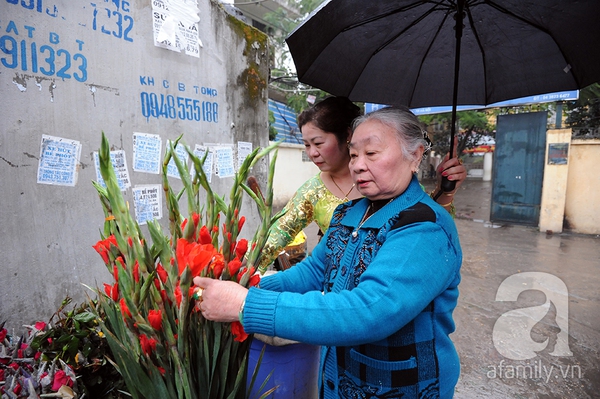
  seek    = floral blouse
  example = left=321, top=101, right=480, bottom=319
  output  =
left=257, top=174, right=344, bottom=272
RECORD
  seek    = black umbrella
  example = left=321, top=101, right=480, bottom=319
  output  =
left=286, top=0, right=600, bottom=189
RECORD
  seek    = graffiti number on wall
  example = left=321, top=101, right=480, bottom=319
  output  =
left=5, top=0, right=42, bottom=13
left=140, top=91, right=218, bottom=123
left=1, top=22, right=88, bottom=81
left=91, top=2, right=134, bottom=42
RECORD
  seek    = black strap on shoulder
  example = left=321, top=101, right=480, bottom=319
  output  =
left=391, top=202, right=436, bottom=230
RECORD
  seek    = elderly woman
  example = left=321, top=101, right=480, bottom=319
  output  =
left=195, top=106, right=463, bottom=399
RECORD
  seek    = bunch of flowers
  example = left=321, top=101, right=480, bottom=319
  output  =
left=89, top=133, right=280, bottom=399
left=0, top=310, right=108, bottom=399
left=28, top=297, right=127, bottom=398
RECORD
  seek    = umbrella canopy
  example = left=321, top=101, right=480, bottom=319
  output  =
left=286, top=0, right=600, bottom=109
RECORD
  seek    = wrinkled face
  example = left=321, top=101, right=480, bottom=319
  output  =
left=349, top=120, right=423, bottom=200
left=302, top=122, right=349, bottom=174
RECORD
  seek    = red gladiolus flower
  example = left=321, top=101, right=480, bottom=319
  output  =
left=181, top=213, right=201, bottom=239
left=231, top=321, right=248, bottom=342
left=176, top=239, right=218, bottom=276
left=199, top=226, right=212, bottom=245
left=174, top=285, right=182, bottom=307
left=249, top=273, right=260, bottom=287
left=92, top=235, right=117, bottom=264
left=93, top=242, right=110, bottom=264
left=211, top=253, right=225, bottom=278
left=158, top=367, right=166, bottom=376
left=0, top=328, right=7, bottom=342
left=128, top=237, right=133, bottom=247
left=156, top=263, right=168, bottom=283
left=238, top=216, right=246, bottom=232
left=34, top=321, right=46, bottom=331
left=8, top=362, right=19, bottom=371
left=228, top=258, right=242, bottom=277
left=139, top=334, right=158, bottom=355
left=235, top=239, right=248, bottom=260
left=133, top=261, right=140, bottom=283
left=148, top=309, right=162, bottom=330
left=104, top=283, right=119, bottom=301
left=119, top=298, right=132, bottom=318
left=34, top=352, right=41, bottom=360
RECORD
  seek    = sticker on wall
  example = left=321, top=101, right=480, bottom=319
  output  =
left=37, top=135, right=82, bottom=187
left=132, top=184, right=162, bottom=225
left=237, top=141, right=253, bottom=169
left=191, top=144, right=214, bottom=183
left=215, top=146, right=235, bottom=178
left=93, top=150, right=132, bottom=191
left=166, top=140, right=190, bottom=179
left=133, top=132, right=162, bottom=174
left=152, top=0, right=202, bottom=57
left=547, top=143, right=569, bottom=165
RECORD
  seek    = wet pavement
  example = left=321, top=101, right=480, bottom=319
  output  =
left=304, top=178, right=600, bottom=398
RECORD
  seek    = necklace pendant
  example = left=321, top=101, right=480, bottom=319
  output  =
left=351, top=230, right=358, bottom=238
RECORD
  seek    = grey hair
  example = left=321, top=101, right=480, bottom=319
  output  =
left=352, top=106, right=428, bottom=163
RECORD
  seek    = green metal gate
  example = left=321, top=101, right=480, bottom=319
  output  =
left=491, top=112, right=547, bottom=225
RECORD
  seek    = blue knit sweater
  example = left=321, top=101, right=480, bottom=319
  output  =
left=244, top=176, right=462, bottom=398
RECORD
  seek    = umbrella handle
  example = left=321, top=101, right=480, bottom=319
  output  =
left=441, top=175, right=456, bottom=192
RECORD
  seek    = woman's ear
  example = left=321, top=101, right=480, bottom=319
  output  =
left=412, top=145, right=425, bottom=171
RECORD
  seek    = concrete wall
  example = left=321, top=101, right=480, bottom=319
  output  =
left=269, top=142, right=319, bottom=209
left=564, top=139, right=600, bottom=235
left=539, top=129, right=571, bottom=233
left=0, top=1, right=269, bottom=328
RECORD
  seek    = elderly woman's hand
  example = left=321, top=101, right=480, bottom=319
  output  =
left=193, top=277, right=248, bottom=323
left=435, top=138, right=467, bottom=195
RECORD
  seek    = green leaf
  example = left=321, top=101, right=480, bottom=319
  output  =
left=73, top=311, right=98, bottom=324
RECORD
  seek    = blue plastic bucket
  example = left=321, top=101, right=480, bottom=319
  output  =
left=247, top=338, right=320, bottom=399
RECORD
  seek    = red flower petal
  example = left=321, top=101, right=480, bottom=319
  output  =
left=119, top=298, right=132, bottom=319
left=51, top=369, right=74, bottom=391
left=139, top=334, right=157, bottom=355
left=92, top=241, right=110, bottom=264
left=148, top=309, right=162, bottom=330
left=199, top=226, right=212, bottom=245
left=156, top=263, right=168, bottom=283
left=133, top=261, right=140, bottom=283
left=231, top=321, right=248, bottom=342
left=228, top=258, right=243, bottom=277
left=235, top=239, right=248, bottom=260
left=174, top=285, right=182, bottom=307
